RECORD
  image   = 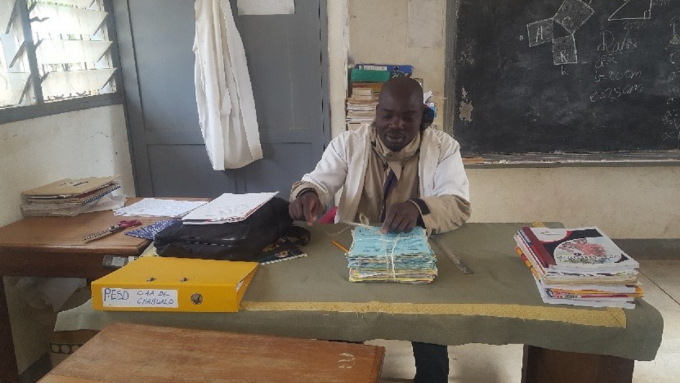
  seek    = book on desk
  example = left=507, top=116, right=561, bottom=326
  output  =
left=515, top=226, right=643, bottom=309
left=20, top=175, right=122, bottom=217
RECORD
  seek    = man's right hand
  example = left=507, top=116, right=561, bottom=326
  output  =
left=289, top=191, right=324, bottom=226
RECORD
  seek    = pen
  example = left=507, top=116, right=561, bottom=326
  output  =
left=331, top=240, right=349, bottom=253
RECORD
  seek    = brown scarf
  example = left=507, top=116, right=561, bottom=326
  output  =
left=355, top=126, right=420, bottom=224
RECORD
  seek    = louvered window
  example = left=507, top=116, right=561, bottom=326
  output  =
left=0, top=0, right=119, bottom=116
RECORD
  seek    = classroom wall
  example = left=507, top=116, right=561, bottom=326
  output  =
left=348, top=0, right=446, bottom=128
left=328, top=0, right=350, bottom=139
left=342, top=0, right=680, bottom=239
left=0, top=104, right=134, bottom=373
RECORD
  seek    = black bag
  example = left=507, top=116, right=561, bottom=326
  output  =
left=154, top=197, right=310, bottom=261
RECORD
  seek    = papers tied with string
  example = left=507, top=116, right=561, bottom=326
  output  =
left=347, top=226, right=437, bottom=284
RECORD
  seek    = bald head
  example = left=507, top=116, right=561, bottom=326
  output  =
left=378, top=77, right=423, bottom=106
left=374, top=77, right=426, bottom=152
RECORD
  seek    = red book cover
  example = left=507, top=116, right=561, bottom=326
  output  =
left=520, top=227, right=557, bottom=267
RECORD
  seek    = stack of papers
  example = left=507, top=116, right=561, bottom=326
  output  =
left=347, top=226, right=437, bottom=284
left=514, top=227, right=643, bottom=309
left=115, top=199, right=207, bottom=218
left=182, top=192, right=278, bottom=225
left=21, top=176, right=122, bottom=217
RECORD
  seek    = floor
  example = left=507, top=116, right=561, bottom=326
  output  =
left=372, top=259, right=680, bottom=383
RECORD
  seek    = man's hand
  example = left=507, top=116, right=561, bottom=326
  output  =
left=289, top=191, right=324, bottom=226
left=381, top=202, right=421, bottom=234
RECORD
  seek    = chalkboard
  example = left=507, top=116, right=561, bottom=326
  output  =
left=452, top=0, right=680, bottom=155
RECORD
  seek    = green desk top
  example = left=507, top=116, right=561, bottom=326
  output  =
left=55, top=223, right=663, bottom=361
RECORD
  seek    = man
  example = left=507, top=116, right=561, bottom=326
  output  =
left=289, top=77, right=471, bottom=382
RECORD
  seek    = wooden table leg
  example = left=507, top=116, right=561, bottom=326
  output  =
left=0, top=279, right=20, bottom=383
left=521, top=345, right=634, bottom=383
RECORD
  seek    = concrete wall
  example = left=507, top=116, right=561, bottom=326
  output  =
left=340, top=0, right=680, bottom=238
left=348, top=0, right=447, bottom=127
left=0, top=104, right=134, bottom=372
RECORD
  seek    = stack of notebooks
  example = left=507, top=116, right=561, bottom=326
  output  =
left=21, top=176, right=121, bottom=217
left=514, top=226, right=643, bottom=309
left=347, top=226, right=437, bottom=283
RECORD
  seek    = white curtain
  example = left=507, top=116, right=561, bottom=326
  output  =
left=193, top=0, right=263, bottom=170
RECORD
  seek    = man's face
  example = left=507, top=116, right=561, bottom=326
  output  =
left=374, top=92, right=424, bottom=152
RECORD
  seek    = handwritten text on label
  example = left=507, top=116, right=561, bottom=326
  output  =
left=101, top=288, right=179, bottom=308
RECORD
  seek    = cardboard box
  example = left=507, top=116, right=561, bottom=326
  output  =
left=91, top=257, right=259, bottom=312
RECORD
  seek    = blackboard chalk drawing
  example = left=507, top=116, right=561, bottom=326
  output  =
left=671, top=52, right=680, bottom=64
left=453, top=0, right=680, bottom=154
left=594, top=69, right=643, bottom=82
left=554, top=0, right=595, bottom=34
left=609, top=0, right=653, bottom=22
left=528, top=0, right=594, bottom=65
left=589, top=84, right=644, bottom=103
left=594, top=55, right=618, bottom=69
left=527, top=18, right=554, bottom=47
left=671, top=17, right=680, bottom=45
left=597, top=29, right=638, bottom=55
left=553, top=35, right=578, bottom=65
left=622, top=20, right=648, bottom=30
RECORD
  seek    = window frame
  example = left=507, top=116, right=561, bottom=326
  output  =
left=0, top=0, right=124, bottom=125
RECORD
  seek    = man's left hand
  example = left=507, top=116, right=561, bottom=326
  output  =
left=381, top=202, right=421, bottom=234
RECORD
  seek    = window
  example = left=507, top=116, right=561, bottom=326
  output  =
left=0, top=0, right=121, bottom=122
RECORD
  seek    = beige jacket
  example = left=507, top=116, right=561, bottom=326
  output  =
left=291, top=124, right=471, bottom=234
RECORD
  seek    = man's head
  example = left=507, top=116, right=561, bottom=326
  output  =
left=374, top=77, right=426, bottom=152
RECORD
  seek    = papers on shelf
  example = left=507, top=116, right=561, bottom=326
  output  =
left=181, top=192, right=278, bottom=225
left=114, top=199, right=207, bottom=218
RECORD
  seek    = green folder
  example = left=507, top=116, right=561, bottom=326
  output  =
left=350, top=69, right=391, bottom=83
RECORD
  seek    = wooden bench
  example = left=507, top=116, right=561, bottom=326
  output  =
left=39, top=323, right=385, bottom=383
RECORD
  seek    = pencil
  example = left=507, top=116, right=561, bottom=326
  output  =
left=331, top=240, right=349, bottom=253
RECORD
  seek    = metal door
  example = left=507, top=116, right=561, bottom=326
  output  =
left=114, top=0, right=329, bottom=198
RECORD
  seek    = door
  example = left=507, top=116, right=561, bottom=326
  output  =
left=113, top=0, right=330, bottom=198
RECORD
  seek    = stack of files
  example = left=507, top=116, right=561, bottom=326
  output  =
left=347, top=226, right=437, bottom=284
left=21, top=176, right=121, bottom=217
left=181, top=192, right=277, bottom=225
left=352, top=63, right=414, bottom=81
left=514, top=226, right=643, bottom=309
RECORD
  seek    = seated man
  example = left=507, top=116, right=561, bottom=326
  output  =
left=289, top=77, right=471, bottom=383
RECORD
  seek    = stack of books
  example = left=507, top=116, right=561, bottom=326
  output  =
left=21, top=176, right=121, bottom=217
left=346, top=64, right=414, bottom=130
left=347, top=226, right=437, bottom=284
left=514, top=226, right=643, bottom=309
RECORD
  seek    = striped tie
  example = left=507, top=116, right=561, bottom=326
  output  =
left=380, top=168, right=398, bottom=222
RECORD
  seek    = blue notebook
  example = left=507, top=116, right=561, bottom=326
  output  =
left=125, top=219, right=178, bottom=240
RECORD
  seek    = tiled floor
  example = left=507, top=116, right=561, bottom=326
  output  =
left=373, top=259, right=680, bottom=383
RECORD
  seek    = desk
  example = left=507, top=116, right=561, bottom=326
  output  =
left=0, top=199, right=181, bottom=383
left=39, top=322, right=385, bottom=383
left=54, top=223, right=664, bottom=383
